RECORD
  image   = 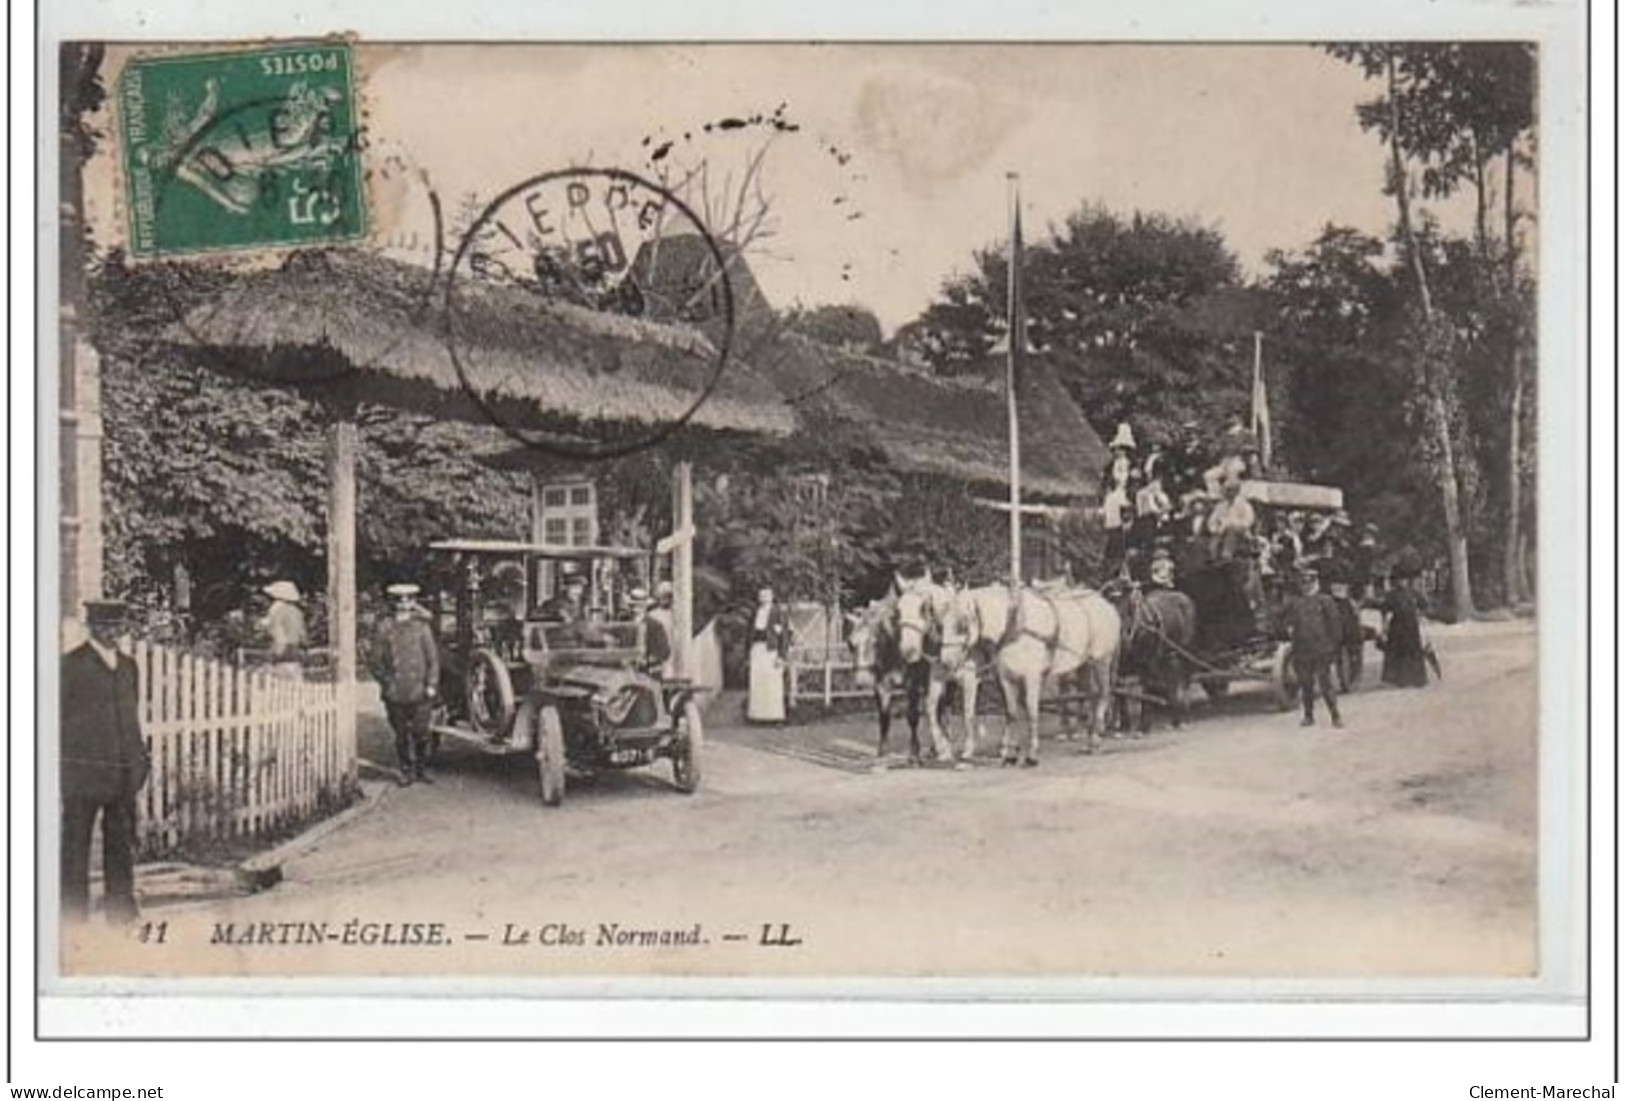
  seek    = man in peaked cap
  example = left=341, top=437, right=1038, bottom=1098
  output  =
left=61, top=599, right=151, bottom=925
left=368, top=583, right=441, bottom=785
left=633, top=584, right=676, bottom=679
left=1280, top=565, right=1345, bottom=729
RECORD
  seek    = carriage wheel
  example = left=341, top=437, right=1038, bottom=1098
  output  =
left=672, top=701, right=704, bottom=794
left=1119, top=693, right=1144, bottom=735
left=1269, top=642, right=1297, bottom=712
left=467, top=649, right=517, bottom=738
left=536, top=705, right=566, bottom=807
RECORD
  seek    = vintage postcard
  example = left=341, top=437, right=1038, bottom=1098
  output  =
left=43, top=27, right=1587, bottom=1016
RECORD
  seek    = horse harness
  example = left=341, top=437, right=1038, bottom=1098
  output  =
left=1006, top=585, right=1094, bottom=663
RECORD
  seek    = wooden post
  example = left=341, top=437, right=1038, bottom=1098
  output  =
left=671, top=462, right=695, bottom=681
left=61, top=332, right=106, bottom=617
left=327, top=420, right=359, bottom=786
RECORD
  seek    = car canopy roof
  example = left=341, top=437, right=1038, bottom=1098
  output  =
left=1237, top=480, right=1344, bottom=510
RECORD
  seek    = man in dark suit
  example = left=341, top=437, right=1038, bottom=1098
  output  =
left=1281, top=566, right=1346, bottom=729
left=369, top=583, right=442, bottom=786
left=61, top=600, right=151, bottom=925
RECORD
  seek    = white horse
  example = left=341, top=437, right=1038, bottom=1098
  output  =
left=955, top=583, right=1122, bottom=765
left=894, top=583, right=986, bottom=765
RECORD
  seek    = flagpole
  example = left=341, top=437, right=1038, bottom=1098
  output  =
left=1251, top=330, right=1272, bottom=470
left=1006, top=172, right=1023, bottom=585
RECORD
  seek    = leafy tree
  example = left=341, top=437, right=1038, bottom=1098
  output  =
left=1326, top=42, right=1538, bottom=614
left=88, top=253, right=536, bottom=626
left=784, top=303, right=885, bottom=353
left=913, top=205, right=1249, bottom=442
left=1262, top=226, right=1415, bottom=519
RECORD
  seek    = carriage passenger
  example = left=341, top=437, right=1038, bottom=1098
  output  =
left=1147, top=547, right=1178, bottom=590
left=1103, top=422, right=1139, bottom=490
left=1101, top=482, right=1135, bottom=577
left=1133, top=474, right=1172, bottom=547
left=1164, top=423, right=1208, bottom=501
left=1206, top=481, right=1257, bottom=560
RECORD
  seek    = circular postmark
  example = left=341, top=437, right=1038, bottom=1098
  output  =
left=442, top=167, right=735, bottom=461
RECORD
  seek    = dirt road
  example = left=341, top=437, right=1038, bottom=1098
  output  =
left=78, top=620, right=1536, bottom=980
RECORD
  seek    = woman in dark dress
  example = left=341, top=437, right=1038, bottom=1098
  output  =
left=1378, top=570, right=1430, bottom=688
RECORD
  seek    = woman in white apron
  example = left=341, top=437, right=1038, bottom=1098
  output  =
left=746, top=587, right=790, bottom=723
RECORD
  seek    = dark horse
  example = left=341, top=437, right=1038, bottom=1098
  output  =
left=1112, top=585, right=1200, bottom=734
left=845, top=598, right=933, bottom=764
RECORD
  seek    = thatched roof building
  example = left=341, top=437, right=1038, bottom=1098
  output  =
left=178, top=250, right=796, bottom=441
left=757, top=332, right=1106, bottom=500
left=176, top=249, right=1105, bottom=499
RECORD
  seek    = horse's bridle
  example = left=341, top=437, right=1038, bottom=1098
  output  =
left=894, top=590, right=938, bottom=648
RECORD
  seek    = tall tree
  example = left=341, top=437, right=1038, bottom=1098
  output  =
left=1327, top=42, right=1537, bottom=614
left=1263, top=226, right=1413, bottom=515
left=912, top=204, right=1248, bottom=442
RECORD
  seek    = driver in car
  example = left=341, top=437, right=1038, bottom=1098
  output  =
left=550, top=599, right=612, bottom=649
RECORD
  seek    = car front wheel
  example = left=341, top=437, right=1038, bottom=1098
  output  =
left=672, top=700, right=703, bottom=794
left=536, top=705, right=566, bottom=807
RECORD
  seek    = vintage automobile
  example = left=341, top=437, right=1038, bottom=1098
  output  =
left=423, top=539, right=701, bottom=806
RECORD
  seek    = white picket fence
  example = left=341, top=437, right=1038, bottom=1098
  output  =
left=131, top=642, right=357, bottom=857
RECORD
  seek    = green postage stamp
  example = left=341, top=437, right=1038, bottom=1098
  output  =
left=117, top=42, right=367, bottom=258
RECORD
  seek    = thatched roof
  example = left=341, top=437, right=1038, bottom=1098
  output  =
left=175, top=249, right=1104, bottom=499
left=753, top=333, right=1107, bottom=500
left=177, top=250, right=796, bottom=439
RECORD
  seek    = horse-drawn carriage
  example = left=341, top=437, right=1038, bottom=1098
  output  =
left=1116, top=479, right=1367, bottom=729
left=422, top=539, right=702, bottom=806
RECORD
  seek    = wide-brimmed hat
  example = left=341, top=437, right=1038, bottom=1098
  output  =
left=82, top=599, right=131, bottom=626
left=654, top=581, right=674, bottom=600
left=263, top=580, right=302, bottom=603
left=1108, top=423, right=1138, bottom=451
left=386, top=582, right=421, bottom=601
left=628, top=586, right=650, bottom=603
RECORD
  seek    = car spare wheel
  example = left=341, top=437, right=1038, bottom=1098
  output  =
left=467, top=648, right=517, bottom=738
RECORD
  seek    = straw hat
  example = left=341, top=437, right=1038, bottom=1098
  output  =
left=263, top=581, right=302, bottom=604
left=1108, top=422, right=1138, bottom=451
